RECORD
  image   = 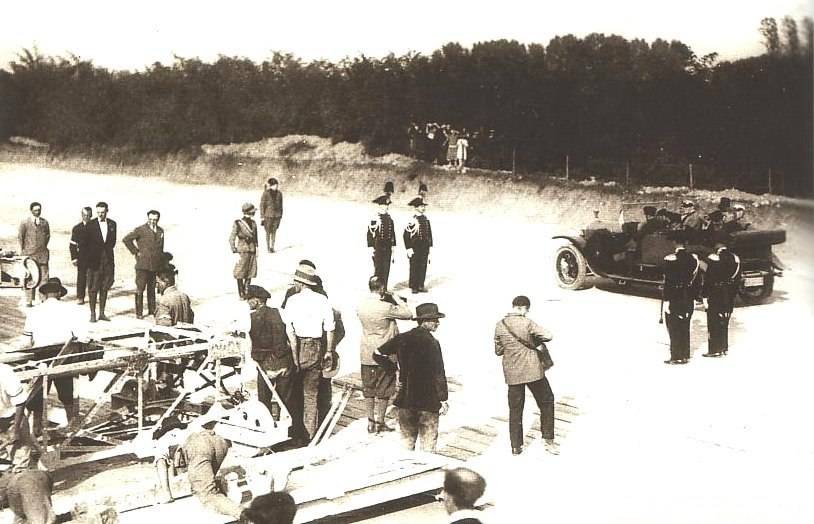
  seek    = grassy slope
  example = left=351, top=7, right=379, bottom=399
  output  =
left=2, top=136, right=812, bottom=260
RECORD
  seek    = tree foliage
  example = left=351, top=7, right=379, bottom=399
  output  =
left=0, top=20, right=811, bottom=196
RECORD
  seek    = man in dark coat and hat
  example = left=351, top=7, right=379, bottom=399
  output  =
left=702, top=242, right=741, bottom=357
left=260, top=178, right=284, bottom=253
left=374, top=302, right=448, bottom=452
left=403, top=198, right=433, bottom=294
left=367, top=195, right=397, bottom=288
left=662, top=234, right=701, bottom=364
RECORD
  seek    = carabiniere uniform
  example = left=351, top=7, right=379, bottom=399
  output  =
left=702, top=246, right=741, bottom=357
left=367, top=204, right=396, bottom=288
left=403, top=200, right=433, bottom=294
left=663, top=246, right=701, bottom=364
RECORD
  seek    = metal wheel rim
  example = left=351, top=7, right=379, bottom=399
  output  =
left=557, top=251, right=578, bottom=284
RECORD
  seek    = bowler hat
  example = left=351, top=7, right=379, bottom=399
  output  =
left=408, top=197, right=426, bottom=208
left=372, top=195, right=391, bottom=205
left=39, top=277, right=67, bottom=298
left=245, top=285, right=271, bottom=300
left=293, top=263, right=319, bottom=286
left=414, top=303, right=445, bottom=321
left=242, top=202, right=256, bottom=214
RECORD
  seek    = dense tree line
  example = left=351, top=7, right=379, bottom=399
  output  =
left=0, top=17, right=811, bottom=195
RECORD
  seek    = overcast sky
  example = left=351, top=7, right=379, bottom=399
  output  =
left=1, top=0, right=811, bottom=71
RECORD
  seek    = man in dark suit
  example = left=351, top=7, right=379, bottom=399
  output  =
left=69, top=207, right=93, bottom=304
left=367, top=195, right=396, bottom=288
left=403, top=197, right=433, bottom=294
left=85, top=201, right=117, bottom=322
left=123, top=209, right=165, bottom=319
left=441, top=468, right=486, bottom=524
left=703, top=242, right=741, bottom=357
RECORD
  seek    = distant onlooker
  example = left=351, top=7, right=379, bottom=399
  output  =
left=241, top=491, right=297, bottom=524
left=446, top=127, right=460, bottom=167
left=418, top=182, right=428, bottom=200
left=260, top=178, right=284, bottom=253
left=456, top=132, right=469, bottom=172
left=441, top=467, right=487, bottom=524
left=18, top=202, right=50, bottom=307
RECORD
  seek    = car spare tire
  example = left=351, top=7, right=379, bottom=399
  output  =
left=737, top=273, right=774, bottom=304
left=555, top=245, right=588, bottom=290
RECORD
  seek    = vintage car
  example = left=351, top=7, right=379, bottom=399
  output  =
left=553, top=204, right=785, bottom=303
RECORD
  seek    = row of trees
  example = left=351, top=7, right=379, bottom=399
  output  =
left=0, top=16, right=811, bottom=195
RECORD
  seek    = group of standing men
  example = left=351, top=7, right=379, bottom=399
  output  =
left=367, top=183, right=434, bottom=294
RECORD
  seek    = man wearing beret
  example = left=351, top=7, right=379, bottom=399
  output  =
left=403, top=197, right=433, bottom=294
left=123, top=209, right=165, bottom=319
left=229, top=203, right=259, bottom=299
left=245, top=285, right=297, bottom=433
left=259, top=178, right=284, bottom=254
left=374, top=303, right=448, bottom=452
left=367, top=195, right=397, bottom=288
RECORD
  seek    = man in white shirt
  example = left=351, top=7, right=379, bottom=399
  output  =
left=284, top=264, right=334, bottom=442
left=23, top=278, right=87, bottom=432
left=0, top=363, right=33, bottom=472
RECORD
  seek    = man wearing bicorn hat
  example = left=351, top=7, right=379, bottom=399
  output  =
left=229, top=203, right=259, bottom=299
left=662, top=235, right=701, bottom=364
left=123, top=209, right=165, bottom=319
left=374, top=302, right=449, bottom=452
left=403, top=197, right=433, bottom=294
left=283, top=263, right=335, bottom=442
left=702, top=242, right=740, bottom=357
left=23, top=277, right=87, bottom=431
left=259, top=178, right=284, bottom=253
left=18, top=202, right=50, bottom=307
left=245, top=284, right=297, bottom=432
left=368, top=195, right=397, bottom=288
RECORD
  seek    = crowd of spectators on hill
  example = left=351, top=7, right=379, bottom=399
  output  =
left=408, top=123, right=508, bottom=172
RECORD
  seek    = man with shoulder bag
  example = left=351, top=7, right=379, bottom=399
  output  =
left=494, top=295, right=558, bottom=456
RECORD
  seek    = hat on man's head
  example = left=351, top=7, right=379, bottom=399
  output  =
left=418, top=182, right=428, bottom=193
left=408, top=197, right=426, bottom=208
left=680, top=200, right=695, bottom=208
left=732, top=203, right=745, bottom=211
left=241, top=202, right=256, bottom=214
left=372, top=195, right=391, bottom=205
left=383, top=181, right=395, bottom=194
left=268, top=177, right=279, bottom=186
left=39, top=277, right=67, bottom=298
left=718, top=197, right=731, bottom=210
left=643, top=206, right=657, bottom=216
left=245, top=285, right=271, bottom=301
left=293, top=263, right=319, bottom=286
left=414, top=303, right=445, bottom=321
left=709, top=210, right=724, bottom=223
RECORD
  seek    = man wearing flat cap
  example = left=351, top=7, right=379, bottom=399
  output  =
left=260, top=178, right=284, bottom=253
left=374, top=302, right=449, bottom=452
left=23, top=277, right=87, bottom=431
left=229, top=203, right=259, bottom=299
left=403, top=197, right=433, bottom=294
left=368, top=195, right=397, bottom=288
left=283, top=264, right=335, bottom=442
left=245, top=285, right=297, bottom=431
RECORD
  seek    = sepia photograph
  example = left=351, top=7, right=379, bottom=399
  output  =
left=1, top=1, right=812, bottom=522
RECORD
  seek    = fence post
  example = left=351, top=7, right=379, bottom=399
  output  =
left=565, top=155, right=569, bottom=181
left=625, top=161, right=630, bottom=186
left=512, top=146, right=516, bottom=176
left=688, top=163, right=694, bottom=190
left=768, top=168, right=773, bottom=194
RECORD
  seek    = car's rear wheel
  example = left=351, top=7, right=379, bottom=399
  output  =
left=737, top=273, right=774, bottom=304
left=555, top=245, right=588, bottom=290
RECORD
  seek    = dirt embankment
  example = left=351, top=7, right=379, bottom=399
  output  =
left=2, top=136, right=812, bottom=256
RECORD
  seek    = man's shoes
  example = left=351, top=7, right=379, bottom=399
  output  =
left=25, top=303, right=33, bottom=308
left=77, top=298, right=85, bottom=305
left=376, top=422, right=395, bottom=433
left=418, top=287, right=428, bottom=293
left=136, top=314, right=144, bottom=320
left=702, top=352, right=723, bottom=358
left=89, top=314, right=97, bottom=323
left=98, top=315, right=111, bottom=322
left=411, top=289, right=419, bottom=294
left=367, top=419, right=377, bottom=434
left=664, top=359, right=689, bottom=365
left=511, top=447, right=523, bottom=456
left=544, top=439, right=560, bottom=455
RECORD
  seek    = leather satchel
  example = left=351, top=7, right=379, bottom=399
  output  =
left=501, top=319, right=554, bottom=371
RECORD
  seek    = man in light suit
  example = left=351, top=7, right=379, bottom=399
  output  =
left=18, top=201, right=50, bottom=307
left=123, top=210, right=165, bottom=319
left=85, top=202, right=117, bottom=322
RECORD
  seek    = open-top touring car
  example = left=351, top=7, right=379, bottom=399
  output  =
left=553, top=203, right=785, bottom=304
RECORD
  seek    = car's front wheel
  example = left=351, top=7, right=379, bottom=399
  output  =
left=555, top=245, right=588, bottom=290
